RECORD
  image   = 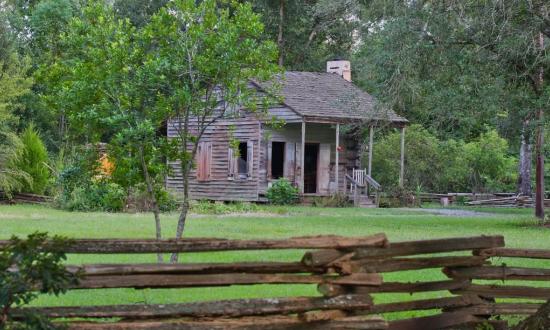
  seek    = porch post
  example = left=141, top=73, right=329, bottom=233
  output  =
left=335, top=123, right=340, bottom=193
left=301, top=121, right=306, bottom=194
left=399, top=126, right=405, bottom=187
left=367, top=126, right=374, bottom=176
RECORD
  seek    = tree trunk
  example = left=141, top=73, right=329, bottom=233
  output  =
left=170, top=162, right=190, bottom=263
left=534, top=32, right=545, bottom=221
left=138, top=145, right=163, bottom=263
left=277, top=0, right=284, bottom=67
left=517, top=121, right=532, bottom=196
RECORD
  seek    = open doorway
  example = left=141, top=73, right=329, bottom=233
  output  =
left=271, top=142, right=285, bottom=179
left=304, top=143, right=319, bottom=193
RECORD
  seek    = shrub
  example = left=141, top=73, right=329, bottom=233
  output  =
left=312, top=193, right=350, bottom=207
left=370, top=125, right=517, bottom=193
left=190, top=200, right=261, bottom=214
left=125, top=185, right=179, bottom=213
left=15, top=124, right=50, bottom=194
left=0, top=232, right=78, bottom=329
left=266, top=178, right=299, bottom=205
left=0, top=133, right=31, bottom=198
left=463, top=130, right=517, bottom=192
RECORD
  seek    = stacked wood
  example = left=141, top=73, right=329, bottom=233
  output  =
left=12, top=233, right=550, bottom=329
left=0, top=192, right=51, bottom=204
left=465, top=195, right=550, bottom=208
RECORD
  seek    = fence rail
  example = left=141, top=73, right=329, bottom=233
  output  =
left=3, top=233, right=550, bottom=329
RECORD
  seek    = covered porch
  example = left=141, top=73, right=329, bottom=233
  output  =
left=262, top=119, right=406, bottom=206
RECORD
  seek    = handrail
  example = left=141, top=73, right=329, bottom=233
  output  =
left=345, top=174, right=365, bottom=188
left=365, top=174, right=381, bottom=191
left=346, top=173, right=381, bottom=191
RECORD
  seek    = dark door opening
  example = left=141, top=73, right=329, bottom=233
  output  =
left=271, top=142, right=285, bottom=179
left=304, top=143, right=319, bottom=194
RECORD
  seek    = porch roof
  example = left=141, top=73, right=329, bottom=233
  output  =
left=254, top=72, right=408, bottom=125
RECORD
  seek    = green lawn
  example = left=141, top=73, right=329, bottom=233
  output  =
left=0, top=204, right=548, bottom=319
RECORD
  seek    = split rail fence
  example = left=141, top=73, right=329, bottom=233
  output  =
left=4, top=233, right=550, bottom=329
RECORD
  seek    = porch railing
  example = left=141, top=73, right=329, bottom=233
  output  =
left=345, top=169, right=381, bottom=207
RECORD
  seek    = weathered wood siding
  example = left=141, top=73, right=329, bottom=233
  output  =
left=259, top=123, right=359, bottom=195
left=166, top=113, right=261, bottom=201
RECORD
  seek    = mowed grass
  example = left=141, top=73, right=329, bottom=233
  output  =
left=0, top=204, right=548, bottom=319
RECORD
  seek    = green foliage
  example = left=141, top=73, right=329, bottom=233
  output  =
left=125, top=185, right=179, bottom=213
left=463, top=130, right=517, bottom=192
left=191, top=200, right=261, bottom=215
left=266, top=178, right=299, bottom=205
left=371, top=125, right=517, bottom=193
left=14, top=124, right=50, bottom=194
left=55, top=167, right=126, bottom=212
left=0, top=21, right=33, bottom=198
left=0, top=232, right=77, bottom=329
left=312, top=193, right=350, bottom=208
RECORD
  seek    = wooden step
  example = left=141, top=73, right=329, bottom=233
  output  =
left=349, top=194, right=377, bottom=208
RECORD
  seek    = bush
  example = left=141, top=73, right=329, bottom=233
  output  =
left=125, top=185, right=179, bottom=213
left=0, top=232, right=78, bottom=329
left=14, top=124, right=50, bottom=194
left=191, top=200, right=261, bottom=214
left=312, top=193, right=350, bottom=207
left=266, top=178, right=299, bottom=205
left=370, top=125, right=517, bottom=193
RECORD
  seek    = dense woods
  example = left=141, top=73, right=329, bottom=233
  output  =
left=0, top=0, right=548, bottom=219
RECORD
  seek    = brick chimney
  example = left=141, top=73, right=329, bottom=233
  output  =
left=326, top=60, right=351, bottom=82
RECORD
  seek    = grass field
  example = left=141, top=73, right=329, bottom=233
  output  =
left=0, top=204, right=548, bottom=319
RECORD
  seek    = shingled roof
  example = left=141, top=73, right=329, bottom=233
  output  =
left=256, top=72, right=407, bottom=124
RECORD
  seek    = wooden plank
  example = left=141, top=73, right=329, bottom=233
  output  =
left=0, top=234, right=389, bottom=253
left=302, top=249, right=355, bottom=267
left=73, top=273, right=382, bottom=289
left=450, top=303, right=542, bottom=315
left=452, top=284, right=550, bottom=299
left=68, top=262, right=323, bottom=276
left=475, top=248, right=550, bottom=259
left=444, top=266, right=550, bottom=281
left=368, top=296, right=484, bottom=314
left=336, top=256, right=488, bottom=274
left=318, top=143, right=331, bottom=194
left=318, top=280, right=470, bottom=297
left=66, top=315, right=389, bottom=330
left=14, top=295, right=374, bottom=319
left=388, top=312, right=484, bottom=330
left=353, top=236, right=505, bottom=259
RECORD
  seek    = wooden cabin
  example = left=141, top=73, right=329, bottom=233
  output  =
left=166, top=60, right=408, bottom=206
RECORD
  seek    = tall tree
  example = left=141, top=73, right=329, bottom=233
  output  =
left=146, top=0, right=279, bottom=262
left=356, top=0, right=549, bottom=220
left=46, top=1, right=173, bottom=261
left=254, top=0, right=360, bottom=70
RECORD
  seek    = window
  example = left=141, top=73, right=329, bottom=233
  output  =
left=228, top=141, right=253, bottom=179
left=237, top=142, right=248, bottom=175
left=196, top=142, right=212, bottom=181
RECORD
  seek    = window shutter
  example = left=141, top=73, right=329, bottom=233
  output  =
left=267, top=141, right=272, bottom=179
left=196, top=143, right=204, bottom=181
left=247, top=140, right=254, bottom=178
left=205, top=142, right=212, bottom=180
left=228, top=146, right=235, bottom=179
